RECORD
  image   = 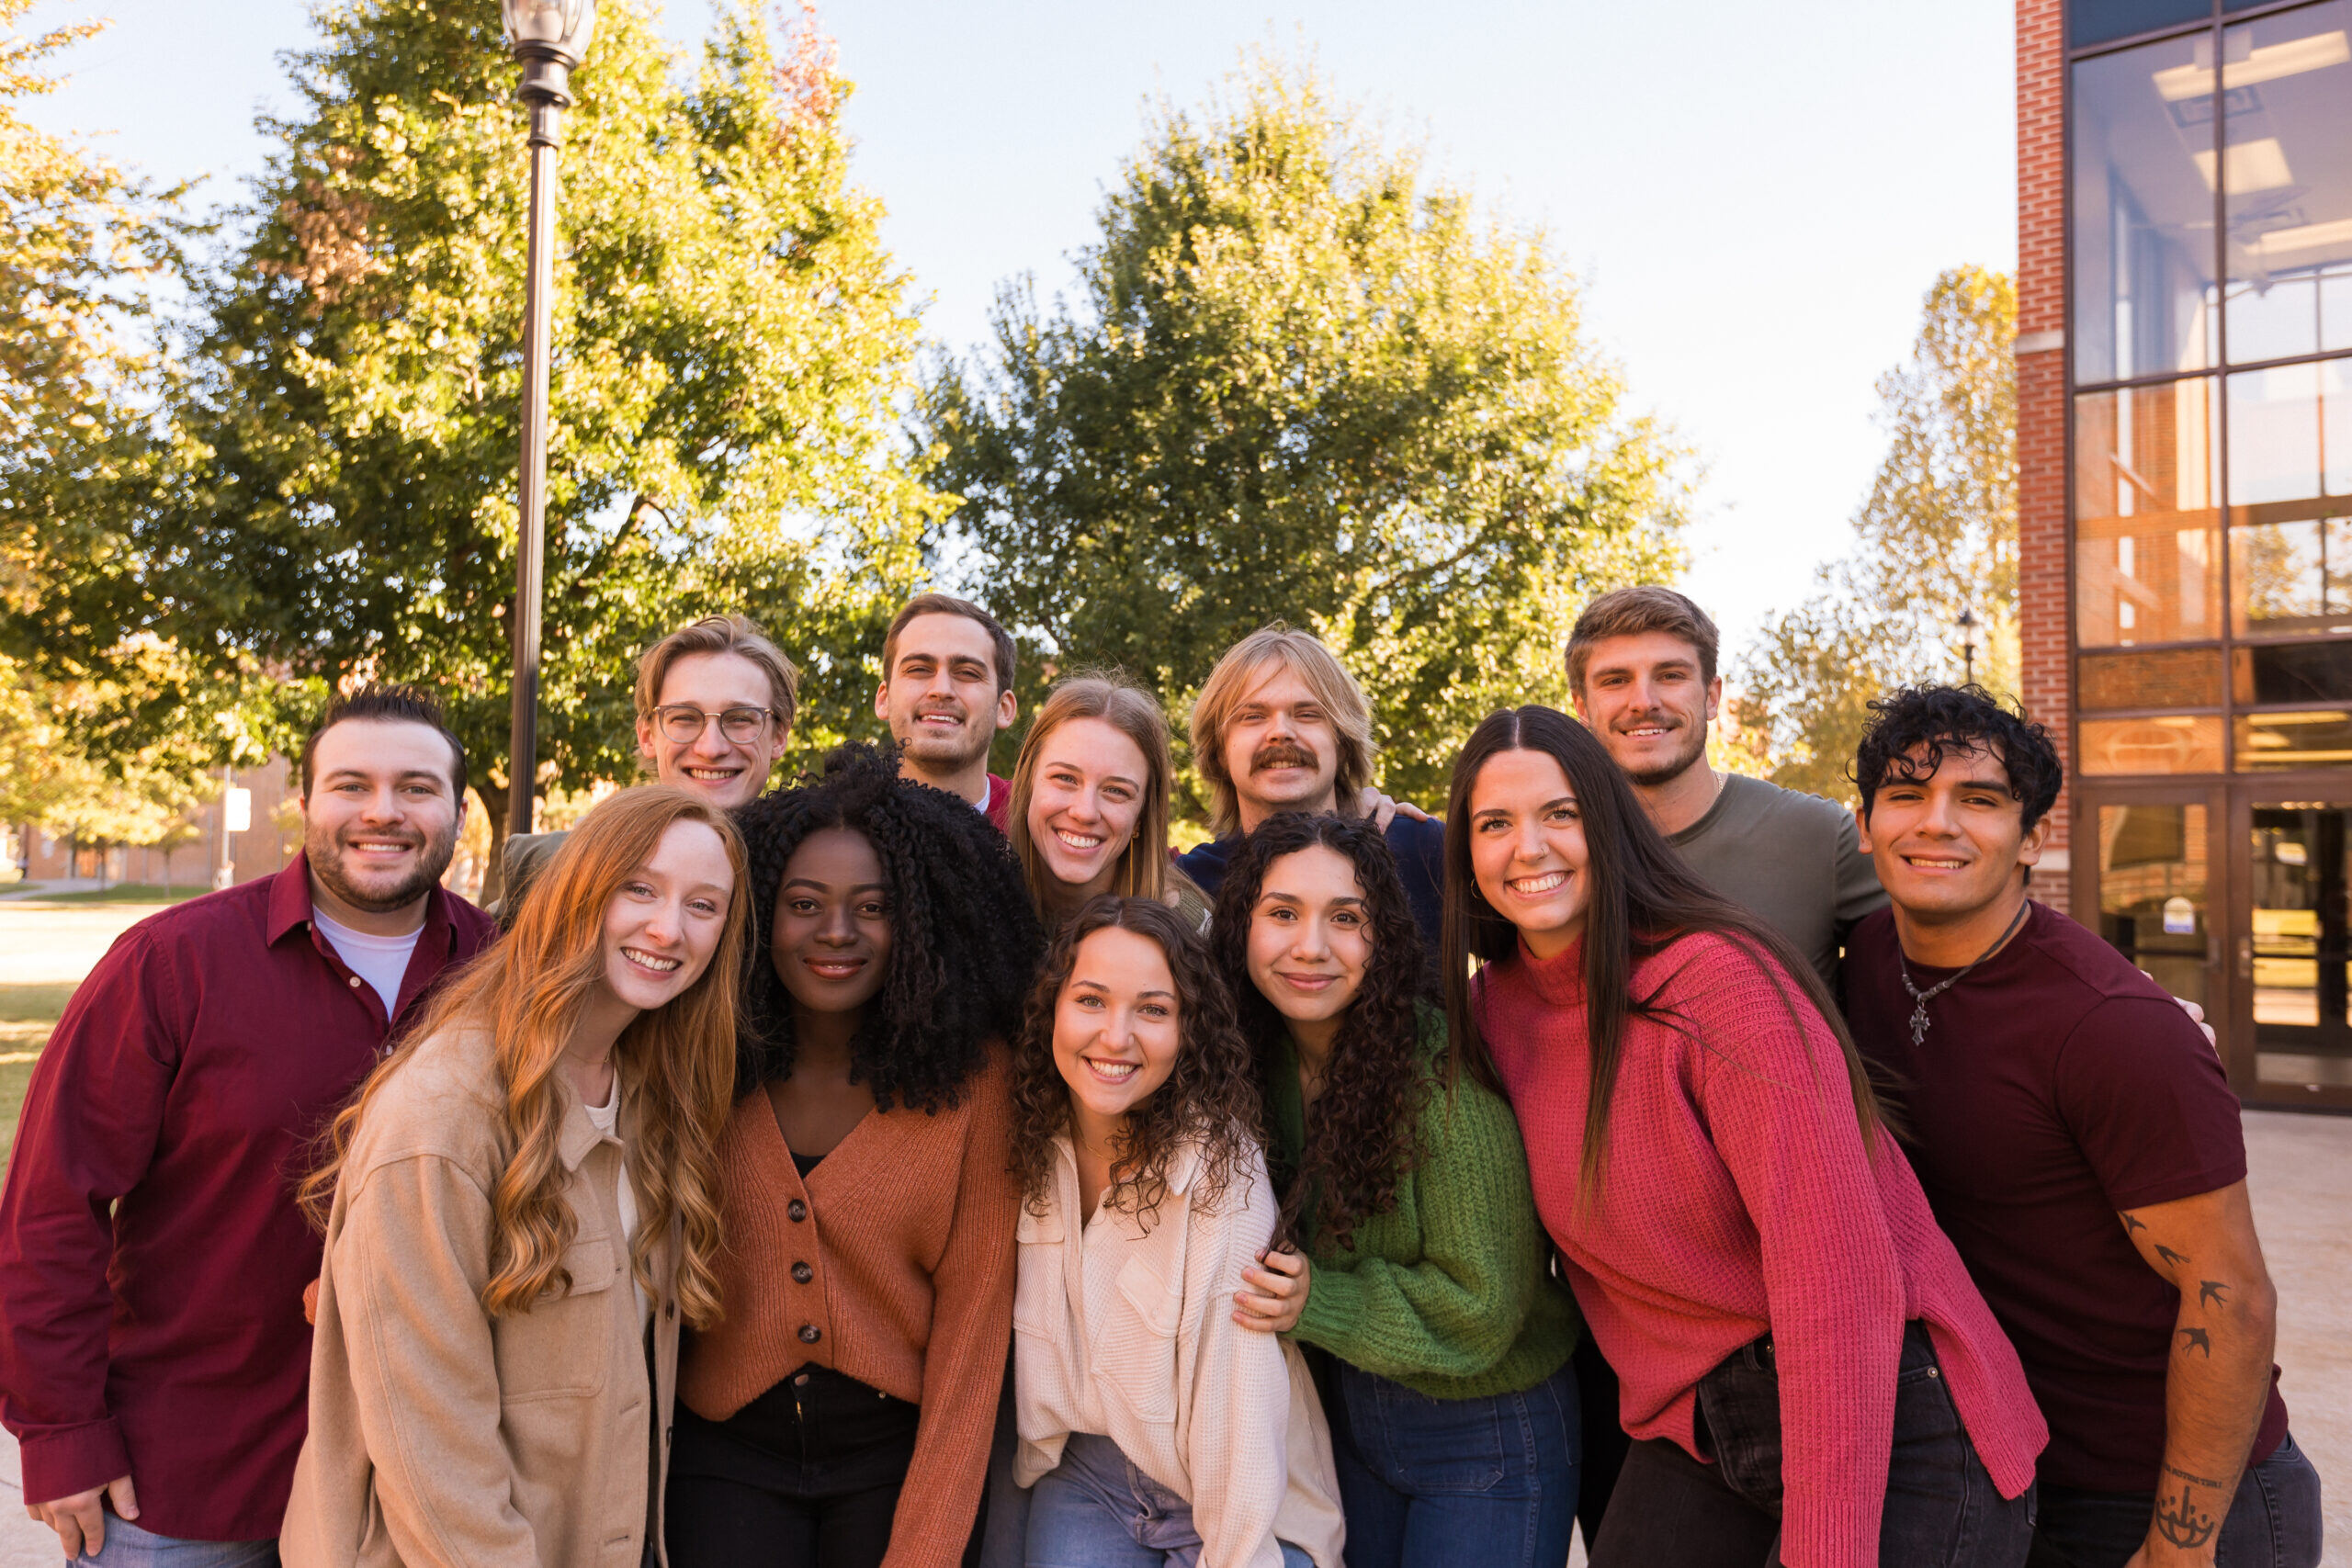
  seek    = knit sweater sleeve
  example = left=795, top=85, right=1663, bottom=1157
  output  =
left=1670, top=938, right=1906, bottom=1568
left=1179, top=1147, right=1293, bottom=1568
left=1291, top=1070, right=1549, bottom=1386
left=881, top=1057, right=1020, bottom=1568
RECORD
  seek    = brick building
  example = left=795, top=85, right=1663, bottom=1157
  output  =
left=15, top=759, right=299, bottom=889
left=2021, top=0, right=2352, bottom=1110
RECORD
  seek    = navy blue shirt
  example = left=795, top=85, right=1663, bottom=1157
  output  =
left=1179, top=813, right=1447, bottom=956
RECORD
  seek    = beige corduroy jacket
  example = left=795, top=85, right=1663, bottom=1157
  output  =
left=280, top=1026, right=680, bottom=1568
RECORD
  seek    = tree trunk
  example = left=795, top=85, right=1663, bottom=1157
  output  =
left=474, top=778, right=512, bottom=907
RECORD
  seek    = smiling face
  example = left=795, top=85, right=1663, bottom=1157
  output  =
left=1246, top=844, right=1372, bottom=1033
left=1467, top=747, right=1593, bottom=961
left=771, top=826, right=894, bottom=1020
left=876, top=612, right=1017, bottom=778
left=1857, top=741, right=2044, bottom=925
left=636, top=650, right=787, bottom=810
left=1573, top=630, right=1720, bottom=788
left=599, top=818, right=737, bottom=1014
left=1051, top=925, right=1182, bottom=1138
left=1219, top=661, right=1342, bottom=825
left=302, top=718, right=466, bottom=923
left=1027, top=716, right=1151, bottom=897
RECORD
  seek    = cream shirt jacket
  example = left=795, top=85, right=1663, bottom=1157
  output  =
left=1012, top=1131, right=1344, bottom=1568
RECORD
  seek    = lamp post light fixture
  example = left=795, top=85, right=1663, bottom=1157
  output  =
left=499, top=0, right=596, bottom=840
left=1957, top=608, right=1982, bottom=687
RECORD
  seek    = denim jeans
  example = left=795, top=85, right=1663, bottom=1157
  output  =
left=1592, top=1322, right=2034, bottom=1568
left=2026, top=1431, right=2323, bottom=1568
left=1022, top=1431, right=1316, bottom=1568
left=1321, top=1357, right=1579, bottom=1568
left=77, top=1512, right=277, bottom=1567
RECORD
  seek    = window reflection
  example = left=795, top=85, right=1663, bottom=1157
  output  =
left=2235, top=640, right=2352, bottom=703
left=2230, top=516, right=2352, bottom=633
left=2073, top=35, right=2219, bottom=384
left=2235, top=709, right=2352, bottom=768
left=2222, top=3, right=2352, bottom=363
left=2081, top=715, right=2226, bottom=773
left=2098, top=803, right=2209, bottom=1009
left=2075, top=382, right=2222, bottom=646
left=2226, top=360, right=2352, bottom=507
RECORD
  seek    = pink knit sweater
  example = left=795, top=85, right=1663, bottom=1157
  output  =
left=1477, top=934, right=2044, bottom=1568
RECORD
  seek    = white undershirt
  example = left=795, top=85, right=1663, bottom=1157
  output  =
left=311, top=907, right=424, bottom=1021
left=582, top=1087, right=650, bottom=1325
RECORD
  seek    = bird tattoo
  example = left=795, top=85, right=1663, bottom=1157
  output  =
left=2178, top=1326, right=2212, bottom=1358
left=2199, top=1280, right=2229, bottom=1310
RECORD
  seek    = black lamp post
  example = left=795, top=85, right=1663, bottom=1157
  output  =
left=500, top=0, right=597, bottom=840
left=1957, top=608, right=1982, bottom=687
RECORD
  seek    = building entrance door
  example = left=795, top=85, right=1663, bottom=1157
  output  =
left=2086, top=792, right=2224, bottom=1034
left=2234, top=793, right=2352, bottom=1110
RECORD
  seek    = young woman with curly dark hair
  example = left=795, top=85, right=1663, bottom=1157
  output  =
left=1210, top=812, right=1583, bottom=1568
left=1001, top=896, right=1343, bottom=1568
left=665, top=743, right=1042, bottom=1568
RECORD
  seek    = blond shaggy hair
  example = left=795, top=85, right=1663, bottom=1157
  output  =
left=1189, top=625, right=1376, bottom=838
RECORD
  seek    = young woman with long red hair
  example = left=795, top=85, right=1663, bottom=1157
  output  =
left=281, top=784, right=748, bottom=1568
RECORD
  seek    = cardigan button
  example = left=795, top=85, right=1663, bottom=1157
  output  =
left=787, top=1199, right=808, bottom=1223
left=792, top=1261, right=813, bottom=1284
left=798, top=1324, right=821, bottom=1345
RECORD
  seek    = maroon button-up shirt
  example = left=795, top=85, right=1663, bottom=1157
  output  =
left=0, top=858, right=493, bottom=1541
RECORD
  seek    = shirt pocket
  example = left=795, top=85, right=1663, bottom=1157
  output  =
left=495, top=1233, right=618, bottom=1403
left=1100, top=1252, right=1182, bottom=1421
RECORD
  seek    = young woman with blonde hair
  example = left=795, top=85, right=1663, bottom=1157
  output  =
left=1008, top=673, right=1212, bottom=932
left=281, top=784, right=748, bottom=1568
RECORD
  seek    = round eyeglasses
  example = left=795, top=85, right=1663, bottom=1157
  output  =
left=653, top=705, right=776, bottom=744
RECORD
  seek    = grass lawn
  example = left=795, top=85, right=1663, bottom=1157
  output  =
left=17, top=884, right=211, bottom=907
left=0, top=980, right=74, bottom=1176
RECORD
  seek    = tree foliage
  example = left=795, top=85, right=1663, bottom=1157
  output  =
left=921, top=57, right=1686, bottom=807
left=31, top=0, right=944, bottom=874
left=1729, top=266, right=2018, bottom=802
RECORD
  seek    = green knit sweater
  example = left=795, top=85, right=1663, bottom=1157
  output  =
left=1272, top=1006, right=1580, bottom=1401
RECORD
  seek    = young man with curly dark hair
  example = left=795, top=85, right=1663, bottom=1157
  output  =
left=1842, top=686, right=2321, bottom=1568
left=1212, top=813, right=1582, bottom=1568
left=665, top=742, right=1040, bottom=1568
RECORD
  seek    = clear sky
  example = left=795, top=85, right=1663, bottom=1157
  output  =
left=18, top=0, right=2017, bottom=671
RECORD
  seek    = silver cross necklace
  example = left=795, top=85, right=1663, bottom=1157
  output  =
left=1896, top=898, right=2031, bottom=1046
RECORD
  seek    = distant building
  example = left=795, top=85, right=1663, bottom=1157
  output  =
left=15, top=759, right=298, bottom=890
left=2018, top=0, right=2352, bottom=1111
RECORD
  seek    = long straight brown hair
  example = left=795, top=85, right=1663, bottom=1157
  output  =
left=1441, top=706, right=1884, bottom=1199
left=305, top=785, right=749, bottom=1326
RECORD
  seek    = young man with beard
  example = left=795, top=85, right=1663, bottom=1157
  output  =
left=0, top=685, right=493, bottom=1564
left=1843, top=688, right=2320, bottom=1568
left=875, top=592, right=1020, bottom=830
left=1566, top=585, right=1884, bottom=987
left=1175, top=624, right=1445, bottom=948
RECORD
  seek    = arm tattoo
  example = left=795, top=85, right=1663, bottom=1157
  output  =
left=2155, top=1243, right=2189, bottom=1269
left=2155, top=1479, right=2221, bottom=1549
left=2198, top=1280, right=2229, bottom=1310
left=2177, top=1326, right=2212, bottom=1358
left=2165, top=1463, right=2229, bottom=1489
left=2121, top=1212, right=2147, bottom=1233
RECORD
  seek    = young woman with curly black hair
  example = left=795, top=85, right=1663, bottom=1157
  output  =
left=1211, top=812, right=1583, bottom=1568
left=665, top=743, right=1042, bottom=1568
left=1001, top=897, right=1343, bottom=1568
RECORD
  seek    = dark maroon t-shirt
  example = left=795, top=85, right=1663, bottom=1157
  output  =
left=1844, top=900, right=2288, bottom=1492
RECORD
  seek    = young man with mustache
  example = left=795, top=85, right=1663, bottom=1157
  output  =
left=0, top=685, right=494, bottom=1564
left=875, top=593, right=1019, bottom=831
left=1841, top=686, right=2320, bottom=1568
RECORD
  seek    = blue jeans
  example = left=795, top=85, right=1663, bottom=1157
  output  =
left=78, top=1512, right=277, bottom=1567
left=1322, top=1357, right=1580, bottom=1568
left=1023, top=1431, right=1316, bottom=1568
left=2026, top=1431, right=2323, bottom=1568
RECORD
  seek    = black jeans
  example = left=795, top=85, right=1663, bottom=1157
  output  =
left=665, top=1366, right=920, bottom=1568
left=1591, top=1323, right=2034, bottom=1568
left=2026, top=1432, right=2323, bottom=1568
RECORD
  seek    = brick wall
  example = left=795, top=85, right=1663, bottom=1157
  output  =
left=2017, top=0, right=2074, bottom=912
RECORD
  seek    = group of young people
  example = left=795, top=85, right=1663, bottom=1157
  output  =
left=0, top=587, right=2324, bottom=1568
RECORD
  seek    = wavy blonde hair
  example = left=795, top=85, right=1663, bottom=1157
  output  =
left=303, top=785, right=748, bottom=1327
left=1010, top=674, right=1182, bottom=919
left=1189, top=625, right=1377, bottom=838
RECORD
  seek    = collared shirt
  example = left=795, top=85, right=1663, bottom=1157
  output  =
left=0, top=859, right=493, bottom=1541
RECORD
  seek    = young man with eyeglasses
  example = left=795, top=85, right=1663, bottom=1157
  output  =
left=499, top=614, right=798, bottom=918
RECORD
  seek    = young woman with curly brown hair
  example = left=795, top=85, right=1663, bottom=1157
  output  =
left=1210, top=812, right=1583, bottom=1568
left=665, top=742, right=1042, bottom=1568
left=1002, top=896, right=1344, bottom=1568
left=282, top=784, right=748, bottom=1568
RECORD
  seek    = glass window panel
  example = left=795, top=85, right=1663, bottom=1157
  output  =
left=2080, top=715, right=2227, bottom=773
left=2074, top=36, right=2220, bottom=383
left=2229, top=514, right=2352, bottom=632
left=2075, top=0, right=2212, bottom=48
left=2235, top=708, right=2352, bottom=767
left=2074, top=381, right=2223, bottom=646
left=2324, top=265, right=2352, bottom=352
left=2222, top=2, right=2352, bottom=363
left=2251, top=804, right=2352, bottom=1087
left=2227, top=361, right=2352, bottom=507
left=2097, top=803, right=2209, bottom=1009
left=2234, top=639, right=2352, bottom=701
left=2080, top=647, right=2228, bottom=708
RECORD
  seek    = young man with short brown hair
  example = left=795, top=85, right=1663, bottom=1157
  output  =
left=875, top=592, right=1020, bottom=830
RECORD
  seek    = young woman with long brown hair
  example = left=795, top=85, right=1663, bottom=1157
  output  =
left=1007, top=674, right=1213, bottom=932
left=1442, top=706, right=2045, bottom=1568
left=281, top=784, right=748, bottom=1568
left=1213, top=812, right=1582, bottom=1568
left=1003, top=897, right=1343, bottom=1568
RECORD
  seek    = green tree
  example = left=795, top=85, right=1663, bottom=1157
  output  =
left=36, top=0, right=944, bottom=888
left=921, top=57, right=1686, bottom=807
left=1729, top=266, right=2017, bottom=802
